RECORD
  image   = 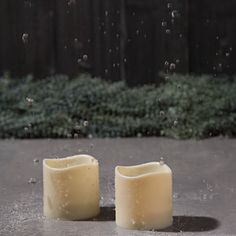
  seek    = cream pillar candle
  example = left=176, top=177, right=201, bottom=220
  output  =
left=115, top=161, right=172, bottom=230
left=43, top=154, right=100, bottom=220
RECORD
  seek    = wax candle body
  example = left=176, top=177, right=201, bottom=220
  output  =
left=43, top=155, right=100, bottom=220
left=115, top=162, right=172, bottom=230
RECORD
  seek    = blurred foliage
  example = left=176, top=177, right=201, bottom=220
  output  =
left=0, top=74, right=236, bottom=139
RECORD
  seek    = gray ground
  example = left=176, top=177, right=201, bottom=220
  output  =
left=0, top=137, right=236, bottom=236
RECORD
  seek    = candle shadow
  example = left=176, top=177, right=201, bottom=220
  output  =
left=158, top=216, right=220, bottom=232
left=86, top=208, right=219, bottom=232
left=86, top=207, right=115, bottom=221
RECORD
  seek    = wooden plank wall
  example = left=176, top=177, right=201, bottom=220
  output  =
left=0, top=0, right=236, bottom=84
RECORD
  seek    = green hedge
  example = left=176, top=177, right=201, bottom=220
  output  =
left=0, top=74, right=236, bottom=139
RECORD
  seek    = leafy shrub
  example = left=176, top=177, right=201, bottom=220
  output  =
left=0, top=74, right=236, bottom=139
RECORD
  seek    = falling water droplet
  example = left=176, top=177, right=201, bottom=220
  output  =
left=166, top=29, right=171, bottom=34
left=169, top=63, right=176, bottom=70
left=83, top=120, right=88, bottom=127
left=82, top=54, right=88, bottom=61
left=167, top=3, right=172, bottom=8
left=161, top=21, right=167, bottom=27
left=137, top=133, right=142, bottom=138
left=22, top=33, right=29, bottom=44
left=171, top=10, right=180, bottom=18
left=160, top=110, right=165, bottom=116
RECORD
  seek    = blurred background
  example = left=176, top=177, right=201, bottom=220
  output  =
left=1, top=0, right=236, bottom=139
left=1, top=0, right=236, bottom=84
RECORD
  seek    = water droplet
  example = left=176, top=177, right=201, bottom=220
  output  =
left=167, top=3, right=172, bottom=8
left=123, top=58, right=127, bottom=63
left=176, top=59, right=180, bottom=64
left=77, top=58, right=82, bottom=64
left=160, top=110, right=165, bottom=116
left=28, top=178, right=37, bottom=184
left=68, top=0, right=76, bottom=6
left=164, top=61, right=169, bottom=68
left=108, top=48, right=112, bottom=53
left=105, top=69, right=108, bottom=74
left=173, top=120, right=178, bottom=126
left=173, top=192, right=180, bottom=199
left=226, top=52, right=230, bottom=57
left=33, top=159, right=39, bottom=164
left=165, top=29, right=171, bottom=34
left=74, top=38, right=78, bottom=43
left=137, top=133, right=142, bottom=138
left=160, top=157, right=164, bottom=165
left=171, top=10, right=180, bottom=18
left=83, top=120, right=88, bottom=127
left=161, top=21, right=167, bottom=27
left=26, top=97, right=34, bottom=105
left=136, top=30, right=140, bottom=35
left=82, top=54, right=88, bottom=61
left=22, top=33, right=29, bottom=44
left=216, top=36, right=219, bottom=40
left=169, top=63, right=176, bottom=70
left=105, top=11, right=108, bottom=16
left=88, top=134, right=93, bottom=139
left=131, top=219, right=136, bottom=225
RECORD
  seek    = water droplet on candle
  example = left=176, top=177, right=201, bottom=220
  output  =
left=160, top=157, right=164, bottom=165
left=131, top=219, right=136, bottom=225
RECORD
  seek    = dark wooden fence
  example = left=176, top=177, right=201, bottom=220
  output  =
left=0, top=0, right=236, bottom=85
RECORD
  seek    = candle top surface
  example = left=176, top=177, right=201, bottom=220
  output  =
left=116, top=162, right=171, bottom=179
left=43, top=154, right=98, bottom=170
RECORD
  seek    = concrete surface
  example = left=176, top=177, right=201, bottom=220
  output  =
left=0, top=137, right=236, bottom=236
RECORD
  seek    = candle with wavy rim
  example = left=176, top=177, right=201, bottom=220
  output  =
left=115, top=161, right=172, bottom=230
left=43, top=154, right=100, bottom=220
